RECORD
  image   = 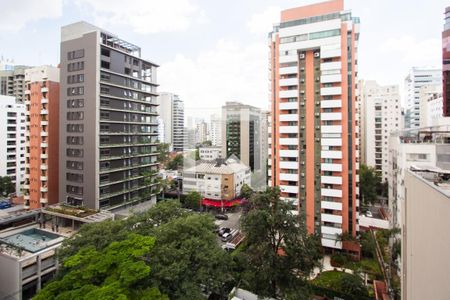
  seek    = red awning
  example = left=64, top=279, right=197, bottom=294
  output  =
left=202, top=198, right=242, bottom=207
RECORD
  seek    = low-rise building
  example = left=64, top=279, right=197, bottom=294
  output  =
left=198, top=146, right=222, bottom=160
left=183, top=157, right=251, bottom=207
left=0, top=204, right=114, bottom=300
left=402, top=167, right=450, bottom=300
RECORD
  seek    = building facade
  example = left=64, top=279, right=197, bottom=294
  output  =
left=402, top=168, right=450, bottom=300
left=0, top=65, right=30, bottom=103
left=23, top=66, right=60, bottom=209
left=195, top=121, right=208, bottom=145
left=183, top=157, right=251, bottom=202
left=419, top=85, right=443, bottom=127
left=404, top=67, right=441, bottom=129
left=209, top=113, right=222, bottom=146
left=199, top=146, right=222, bottom=160
left=388, top=124, right=450, bottom=230
left=268, top=0, right=360, bottom=250
left=0, top=96, right=26, bottom=196
left=157, top=93, right=184, bottom=152
left=59, top=21, right=159, bottom=210
left=361, top=80, right=401, bottom=181
left=443, top=6, right=450, bottom=116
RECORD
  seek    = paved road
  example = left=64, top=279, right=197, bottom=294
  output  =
left=214, top=211, right=242, bottom=245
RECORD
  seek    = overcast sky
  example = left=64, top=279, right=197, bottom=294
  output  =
left=0, top=0, right=447, bottom=118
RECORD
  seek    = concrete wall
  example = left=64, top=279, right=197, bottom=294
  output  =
left=403, top=171, right=450, bottom=300
left=0, top=254, right=20, bottom=300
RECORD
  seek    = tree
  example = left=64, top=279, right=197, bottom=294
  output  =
left=0, top=176, right=15, bottom=196
left=360, top=164, right=381, bottom=206
left=48, top=201, right=234, bottom=299
left=157, top=143, right=170, bottom=165
left=340, top=272, right=368, bottom=298
left=239, top=183, right=254, bottom=200
left=148, top=214, right=234, bottom=299
left=238, top=187, right=322, bottom=299
left=34, top=234, right=168, bottom=300
left=167, top=154, right=184, bottom=170
left=184, top=191, right=201, bottom=210
left=156, top=177, right=170, bottom=201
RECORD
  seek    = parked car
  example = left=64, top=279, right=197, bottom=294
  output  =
left=218, top=227, right=231, bottom=236
left=0, top=201, right=12, bottom=209
left=215, top=214, right=229, bottom=220
left=221, top=232, right=233, bottom=242
left=365, top=211, right=373, bottom=218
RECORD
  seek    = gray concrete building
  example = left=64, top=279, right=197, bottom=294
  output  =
left=0, top=65, right=30, bottom=103
left=59, top=21, right=159, bottom=210
left=221, top=101, right=267, bottom=190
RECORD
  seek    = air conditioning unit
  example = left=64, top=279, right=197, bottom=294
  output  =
left=316, top=126, right=320, bottom=129
left=316, top=77, right=321, bottom=81
left=301, top=126, right=306, bottom=129
left=300, top=90, right=305, bottom=94
left=300, top=102, right=305, bottom=106
left=315, top=112, right=320, bottom=116
left=301, top=161, right=305, bottom=165
left=314, top=52, right=320, bottom=57
left=315, top=138, right=321, bottom=142
left=315, top=101, right=320, bottom=105
left=300, top=67, right=305, bottom=72
left=299, top=53, right=305, bottom=59
left=300, top=79, right=305, bottom=83
left=301, top=185, right=306, bottom=189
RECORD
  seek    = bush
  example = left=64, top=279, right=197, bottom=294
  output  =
left=331, top=253, right=348, bottom=267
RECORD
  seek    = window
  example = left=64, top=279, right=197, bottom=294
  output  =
left=66, top=185, right=83, bottom=195
left=67, top=124, right=84, bottom=133
left=67, top=49, right=85, bottom=60
left=67, top=160, right=83, bottom=170
left=68, top=61, right=84, bottom=72
left=67, top=111, right=84, bottom=120
left=101, top=61, right=110, bottom=69
left=66, top=173, right=83, bottom=183
left=67, top=87, right=84, bottom=96
left=101, top=48, right=110, bottom=57
left=67, top=74, right=84, bottom=84
left=67, top=148, right=84, bottom=157
left=67, top=99, right=84, bottom=108
left=67, top=136, right=84, bottom=145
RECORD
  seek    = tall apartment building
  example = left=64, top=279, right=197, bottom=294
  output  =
left=59, top=21, right=159, bottom=210
left=268, top=0, right=360, bottom=251
left=0, top=65, right=30, bottom=103
left=402, top=168, right=450, bottom=300
left=419, top=85, right=443, bottom=127
left=209, top=113, right=222, bottom=146
left=360, top=80, right=401, bottom=181
left=23, top=66, right=60, bottom=209
left=195, top=121, right=208, bottom=145
left=0, top=96, right=26, bottom=196
left=388, top=124, right=450, bottom=229
left=157, top=92, right=184, bottom=152
left=404, top=67, right=441, bottom=129
left=443, top=6, right=450, bottom=116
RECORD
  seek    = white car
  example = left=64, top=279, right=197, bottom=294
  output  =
left=366, top=211, right=373, bottom=218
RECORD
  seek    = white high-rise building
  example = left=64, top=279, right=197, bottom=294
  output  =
left=404, top=67, right=441, bottom=129
left=419, top=85, right=443, bottom=128
left=195, top=121, right=208, bottom=145
left=209, top=113, right=222, bottom=146
left=361, top=80, right=401, bottom=181
left=0, top=95, right=26, bottom=195
left=158, top=93, right=185, bottom=152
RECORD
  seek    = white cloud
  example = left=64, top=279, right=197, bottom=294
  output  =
left=247, top=6, right=280, bottom=34
left=0, top=0, right=62, bottom=32
left=378, top=35, right=441, bottom=66
left=75, top=0, right=205, bottom=34
left=158, top=39, right=269, bottom=117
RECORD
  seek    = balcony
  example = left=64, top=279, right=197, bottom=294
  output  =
left=279, top=150, right=298, bottom=158
left=41, top=120, right=48, bottom=126
left=25, top=100, right=31, bottom=105
left=40, top=109, right=49, bottom=115
left=25, top=90, right=31, bottom=95
left=41, top=131, right=48, bottom=137
left=279, top=185, right=298, bottom=194
left=41, top=87, right=49, bottom=93
left=321, top=163, right=342, bottom=172
left=279, top=78, right=298, bottom=87
left=23, top=184, right=30, bottom=189
left=280, top=138, right=298, bottom=145
left=279, top=126, right=298, bottom=134
left=280, top=173, right=298, bottom=181
left=41, top=153, right=48, bottom=159
left=321, top=188, right=342, bottom=198
left=279, top=114, right=298, bottom=122
left=41, top=143, right=48, bottom=148
left=40, top=176, right=48, bottom=181
left=41, top=98, right=48, bottom=104
left=24, top=195, right=30, bottom=200
left=279, top=101, right=298, bottom=110
left=41, top=186, right=48, bottom=192
left=321, top=200, right=343, bottom=211
left=40, top=164, right=48, bottom=170
left=40, top=198, right=48, bottom=203
left=279, top=90, right=298, bottom=98
left=321, top=213, right=343, bottom=224
left=321, top=176, right=342, bottom=185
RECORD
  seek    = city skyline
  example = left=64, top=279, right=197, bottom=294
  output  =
left=0, top=0, right=447, bottom=117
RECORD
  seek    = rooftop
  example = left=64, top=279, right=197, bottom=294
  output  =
left=0, top=228, right=63, bottom=254
left=185, top=156, right=250, bottom=175
left=42, top=204, right=114, bottom=223
left=409, top=165, right=450, bottom=198
left=391, top=123, right=450, bottom=144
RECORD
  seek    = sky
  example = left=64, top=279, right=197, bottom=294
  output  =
left=0, top=0, right=447, bottom=118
